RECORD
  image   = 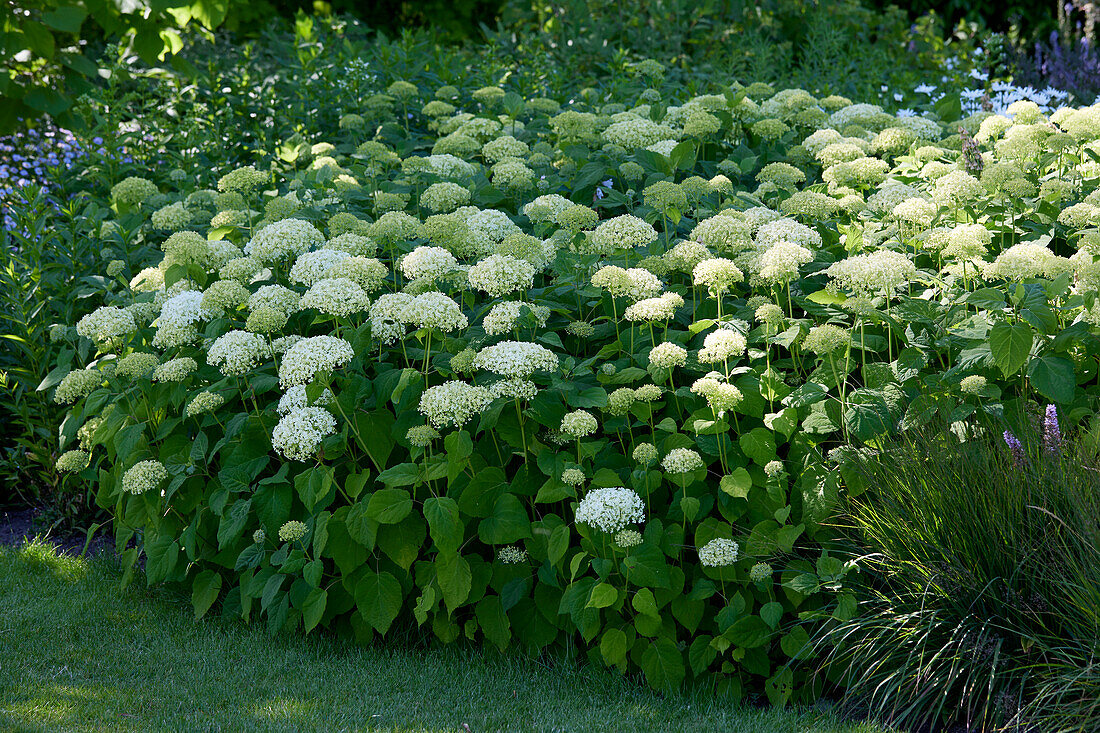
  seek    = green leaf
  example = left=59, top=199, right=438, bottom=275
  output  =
left=720, top=469, right=752, bottom=499
left=760, top=601, right=783, bottom=629
left=587, top=583, right=618, bottom=609
left=475, top=596, right=511, bottom=651
left=727, top=615, right=773, bottom=648
left=354, top=571, right=402, bottom=634
left=217, top=499, right=251, bottom=550
left=43, top=6, right=87, bottom=33
left=477, top=494, right=530, bottom=544
left=423, top=496, right=463, bottom=552
left=640, top=637, right=685, bottom=690
left=600, top=628, right=629, bottom=667
left=632, top=588, right=660, bottom=618
left=191, top=569, right=222, bottom=619
left=1027, top=355, right=1075, bottom=404
left=435, top=551, right=472, bottom=613
left=989, top=322, right=1033, bottom=378
left=366, top=489, right=414, bottom=524
left=738, top=428, right=775, bottom=465
left=302, top=588, right=327, bottom=633
left=375, top=462, right=420, bottom=487
left=780, top=625, right=812, bottom=660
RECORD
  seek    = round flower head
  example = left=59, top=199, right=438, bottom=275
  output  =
left=473, top=341, right=558, bottom=378
left=116, top=353, right=159, bottom=380
left=633, top=442, right=658, bottom=465
left=252, top=529, right=266, bottom=544
left=497, top=545, right=528, bottom=564
left=246, top=306, right=289, bottom=334
left=662, top=448, right=705, bottom=474
left=699, top=538, right=739, bottom=567
left=207, top=330, right=269, bottom=376
left=406, top=424, right=441, bottom=447
left=698, top=329, right=747, bottom=363
left=561, top=468, right=586, bottom=487
left=765, top=460, right=783, bottom=478
left=401, top=246, right=458, bottom=282
left=54, top=368, right=102, bottom=404
left=560, top=410, right=598, bottom=438
left=826, top=250, right=916, bottom=297
left=398, top=291, right=468, bottom=332
left=300, top=278, right=371, bottom=317
left=152, top=357, right=197, bottom=383
left=279, top=335, right=355, bottom=388
left=420, top=182, right=471, bottom=213
left=217, top=166, right=267, bottom=194
left=467, top=254, right=537, bottom=298
left=590, top=215, right=658, bottom=252
left=615, top=529, right=643, bottom=548
left=960, top=375, right=987, bottom=395
left=648, top=342, right=687, bottom=370
left=606, top=388, right=636, bottom=416
left=757, top=241, right=814, bottom=285
left=624, top=292, right=684, bottom=323
left=633, top=384, right=663, bottom=402
left=691, top=216, right=753, bottom=254
left=56, top=450, right=91, bottom=473
left=278, top=520, right=309, bottom=543
left=220, top=256, right=263, bottom=283
left=418, top=380, right=494, bottom=428
left=111, top=177, right=158, bottom=207
left=201, top=280, right=250, bottom=312
left=245, top=218, right=325, bottom=264
left=76, top=307, right=137, bottom=345
left=290, top=249, right=352, bottom=286
left=566, top=321, right=595, bottom=338
left=151, top=202, right=192, bottom=231
left=122, top=460, right=167, bottom=495
left=185, top=391, right=225, bottom=417
left=750, top=561, right=774, bottom=582
left=370, top=293, right=414, bottom=345
left=692, top=258, right=744, bottom=295
left=248, top=285, right=300, bottom=316
left=326, top=256, right=388, bottom=292
left=326, top=233, right=377, bottom=257
left=803, top=324, right=851, bottom=354
left=272, top=406, right=337, bottom=461
left=575, top=486, right=646, bottom=534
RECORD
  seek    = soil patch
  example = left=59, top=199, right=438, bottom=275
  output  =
left=0, top=506, right=112, bottom=556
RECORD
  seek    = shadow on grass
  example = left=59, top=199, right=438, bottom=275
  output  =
left=0, top=541, right=886, bottom=733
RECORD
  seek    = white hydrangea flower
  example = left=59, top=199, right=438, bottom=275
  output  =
left=279, top=335, right=355, bottom=388
left=623, top=292, right=684, bottom=322
left=370, top=293, right=415, bottom=344
left=590, top=215, right=658, bottom=252
left=698, top=329, right=747, bottom=363
left=757, top=241, right=814, bottom=285
left=473, top=341, right=559, bottom=378
left=662, top=447, right=705, bottom=474
left=699, top=538, right=739, bottom=567
left=299, top=277, right=371, bottom=317
left=648, top=342, right=687, bottom=370
left=122, top=460, right=167, bottom=495
left=245, top=218, right=325, bottom=263
left=560, top=410, right=598, bottom=438
left=272, top=406, right=337, bottom=461
left=827, top=250, right=917, bottom=296
left=249, top=284, right=301, bottom=315
left=290, top=249, right=351, bottom=286
left=76, top=306, right=137, bottom=344
left=575, top=486, right=646, bottom=533
left=397, top=291, right=468, bottom=332
left=418, top=380, right=493, bottom=428
left=467, top=254, right=537, bottom=297
left=207, top=330, right=270, bottom=376
left=400, top=246, right=459, bottom=282
left=158, top=290, right=216, bottom=329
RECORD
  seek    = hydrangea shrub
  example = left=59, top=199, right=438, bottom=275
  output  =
left=54, top=79, right=1100, bottom=702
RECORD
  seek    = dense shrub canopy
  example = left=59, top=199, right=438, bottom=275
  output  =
left=31, top=58, right=1100, bottom=704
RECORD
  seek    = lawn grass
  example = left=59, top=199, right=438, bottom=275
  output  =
left=0, top=541, right=888, bottom=732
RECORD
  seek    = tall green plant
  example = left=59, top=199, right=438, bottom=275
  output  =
left=826, top=416, right=1100, bottom=731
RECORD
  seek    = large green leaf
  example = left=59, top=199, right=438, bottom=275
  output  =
left=191, top=569, right=222, bottom=619
left=423, top=496, right=463, bottom=552
left=366, top=489, right=414, bottom=524
left=1027, top=355, right=1075, bottom=403
left=354, top=571, right=402, bottom=634
left=989, top=322, right=1032, bottom=377
left=435, top=551, right=471, bottom=612
left=640, top=637, right=685, bottom=690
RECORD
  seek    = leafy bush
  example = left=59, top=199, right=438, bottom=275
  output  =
left=827, top=415, right=1100, bottom=731
left=31, top=49, right=1100, bottom=704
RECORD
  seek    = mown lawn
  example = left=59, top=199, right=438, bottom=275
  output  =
left=0, top=541, right=888, bottom=733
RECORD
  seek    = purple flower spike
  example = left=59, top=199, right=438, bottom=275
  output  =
left=1043, top=404, right=1062, bottom=454
left=1004, top=430, right=1026, bottom=466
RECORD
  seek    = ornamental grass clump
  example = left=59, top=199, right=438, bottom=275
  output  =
left=48, top=70, right=1100, bottom=705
